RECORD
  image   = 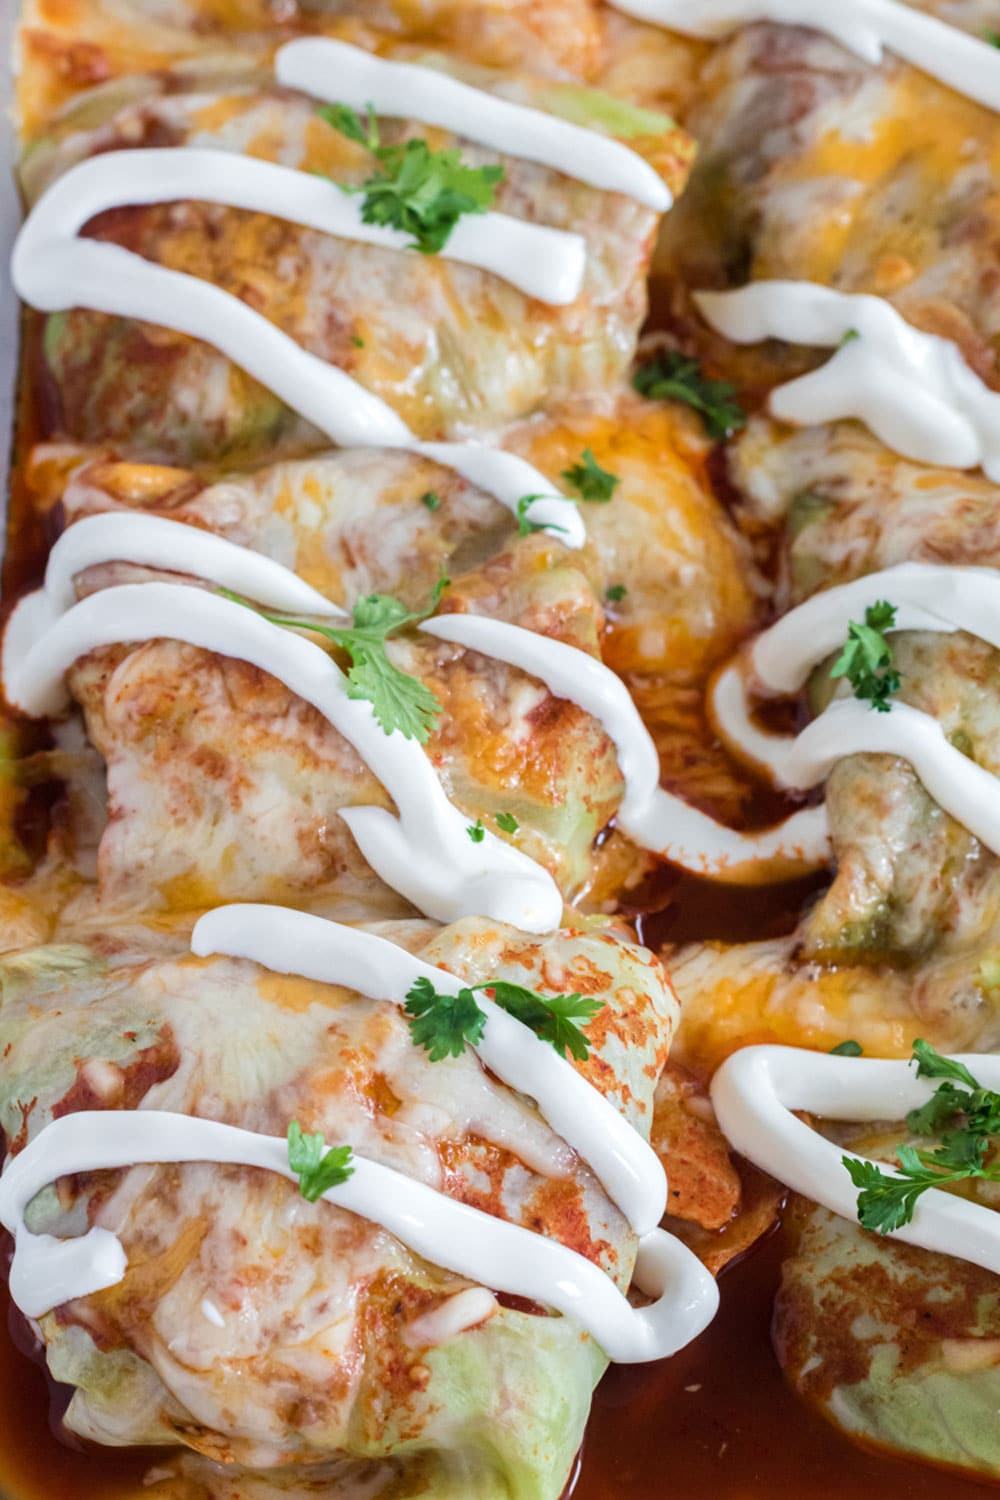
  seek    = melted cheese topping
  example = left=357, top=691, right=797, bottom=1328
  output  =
left=611, top=0, right=1000, bottom=113
left=696, top=283, right=1000, bottom=481
left=191, top=904, right=666, bottom=1234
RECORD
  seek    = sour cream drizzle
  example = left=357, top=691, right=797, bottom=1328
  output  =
left=423, top=614, right=830, bottom=879
left=191, top=903, right=666, bottom=1234
left=696, top=283, right=1000, bottom=482
left=276, top=39, right=671, bottom=211
left=712, top=1046, right=1000, bottom=1271
left=2, top=582, right=563, bottom=933
left=0, top=1110, right=718, bottom=1360
left=12, top=131, right=599, bottom=542
left=9, top=511, right=346, bottom=643
left=609, top=0, right=1000, bottom=114
left=15, top=149, right=585, bottom=308
left=711, top=562, right=1000, bottom=855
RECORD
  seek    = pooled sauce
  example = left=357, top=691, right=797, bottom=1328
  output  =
left=2, top=1228, right=997, bottom=1499
left=573, top=1227, right=999, bottom=1499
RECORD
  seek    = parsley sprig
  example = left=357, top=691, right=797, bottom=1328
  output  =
left=221, top=576, right=447, bottom=742
left=320, top=103, right=504, bottom=255
left=515, top=495, right=568, bottom=538
left=633, top=350, right=746, bottom=441
left=287, top=1120, right=355, bottom=1201
left=843, top=1040, right=1000, bottom=1235
left=830, top=600, right=901, bottom=713
left=404, top=975, right=604, bottom=1063
left=561, top=449, right=619, bottom=503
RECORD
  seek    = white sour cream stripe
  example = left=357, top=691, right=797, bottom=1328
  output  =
left=17, top=149, right=585, bottom=307
left=423, top=613, right=830, bottom=878
left=711, top=562, right=1000, bottom=856
left=276, top=38, right=671, bottom=212
left=696, top=283, right=1000, bottom=482
left=0, top=1110, right=719, bottom=1362
left=13, top=158, right=584, bottom=548
left=610, top=0, right=1000, bottom=115
left=33, top=512, right=347, bottom=618
left=191, top=904, right=666, bottom=1235
left=712, top=1046, right=1000, bottom=1272
left=1, top=582, right=563, bottom=933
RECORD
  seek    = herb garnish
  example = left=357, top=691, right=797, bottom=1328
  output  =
left=320, top=103, right=504, bottom=255
left=420, top=491, right=442, bottom=511
left=287, top=1120, right=355, bottom=1201
left=830, top=1039, right=863, bottom=1056
left=221, top=575, right=447, bottom=742
left=843, top=1040, right=1000, bottom=1234
left=466, top=818, right=486, bottom=843
left=633, top=350, right=746, bottom=441
left=830, top=600, right=900, bottom=713
left=561, top=448, right=620, bottom=503
left=606, top=584, right=627, bottom=603
left=404, top=976, right=604, bottom=1063
left=495, top=811, right=519, bottom=834
left=515, top=494, right=567, bottom=538
left=985, top=28, right=1000, bottom=46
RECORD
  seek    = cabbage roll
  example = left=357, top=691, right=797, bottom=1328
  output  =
left=0, top=916, right=675, bottom=1498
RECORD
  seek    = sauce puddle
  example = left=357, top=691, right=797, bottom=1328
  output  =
left=573, top=1227, right=999, bottom=1499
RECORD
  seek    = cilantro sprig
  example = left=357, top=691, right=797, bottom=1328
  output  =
left=404, top=975, right=604, bottom=1063
left=561, top=449, right=619, bottom=503
left=320, top=102, right=504, bottom=255
left=830, top=600, right=901, bottom=713
left=633, top=350, right=746, bottom=441
left=287, top=1120, right=355, bottom=1202
left=515, top=495, right=568, bottom=538
left=843, top=1040, right=1000, bottom=1235
left=221, top=576, right=447, bottom=742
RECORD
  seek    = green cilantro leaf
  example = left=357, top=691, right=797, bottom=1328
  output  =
left=220, top=575, right=447, bottom=742
left=515, top=494, right=568, bottom=538
left=351, top=335, right=366, bottom=349
left=320, top=102, right=504, bottom=255
left=287, top=1120, right=355, bottom=1202
left=830, top=1039, right=863, bottom=1056
left=844, top=1041, right=1000, bottom=1233
left=830, top=599, right=901, bottom=713
left=404, top=975, right=604, bottom=1063
left=985, top=28, right=1000, bottom=46
left=911, top=1038, right=979, bottom=1090
left=404, top=975, right=488, bottom=1061
left=495, top=811, right=519, bottom=834
left=421, top=491, right=441, bottom=511
left=476, top=980, right=604, bottom=1062
left=843, top=1154, right=941, bottom=1235
left=605, top=584, right=627, bottom=603
left=320, top=102, right=381, bottom=151
left=561, top=448, right=620, bottom=503
left=467, top=818, right=486, bottom=843
left=633, top=350, right=746, bottom=441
